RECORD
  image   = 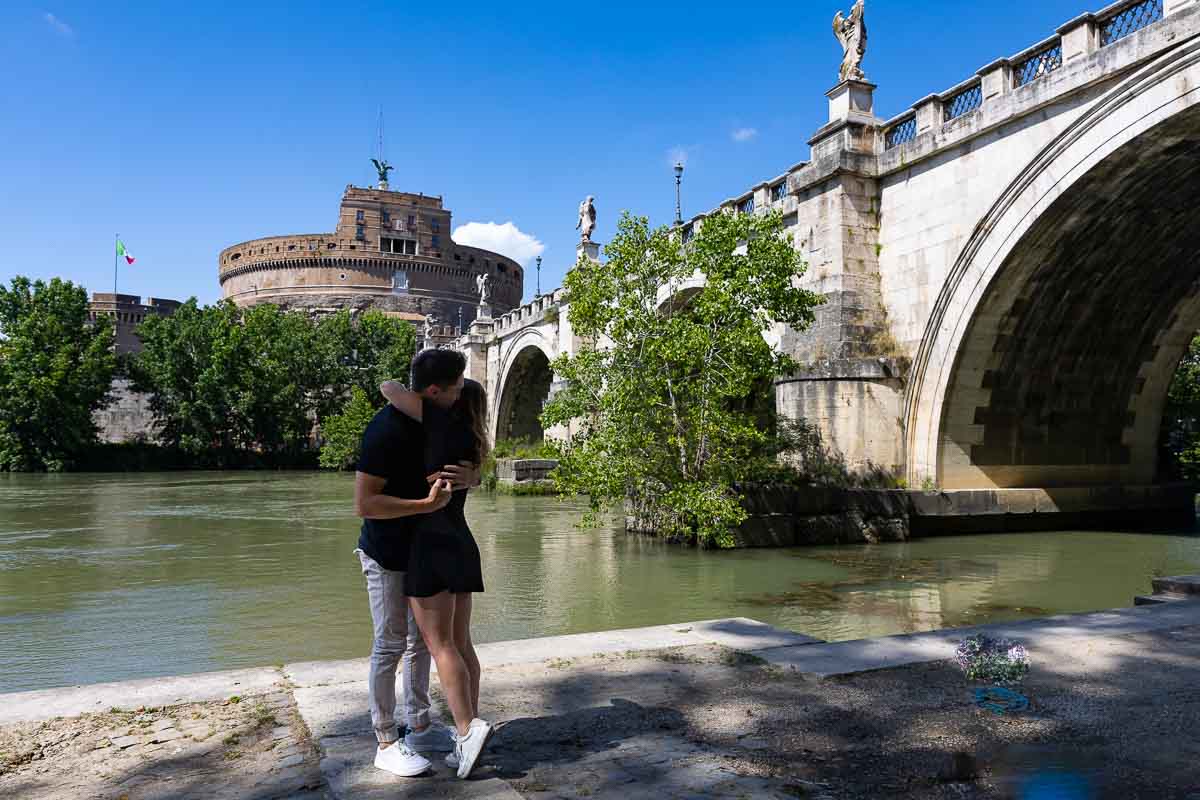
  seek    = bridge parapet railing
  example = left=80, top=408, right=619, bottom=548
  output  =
left=883, top=0, right=1178, bottom=151
left=1099, top=0, right=1165, bottom=45
left=492, top=289, right=567, bottom=336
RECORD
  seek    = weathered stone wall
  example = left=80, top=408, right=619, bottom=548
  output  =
left=93, top=379, right=157, bottom=443
left=88, top=294, right=181, bottom=355
left=730, top=483, right=1194, bottom=547
left=775, top=359, right=906, bottom=473
left=735, top=487, right=910, bottom=547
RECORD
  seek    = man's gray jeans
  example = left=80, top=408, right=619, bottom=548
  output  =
left=356, top=549, right=431, bottom=745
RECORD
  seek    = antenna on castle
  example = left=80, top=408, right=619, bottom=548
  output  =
left=371, top=106, right=393, bottom=190
left=376, top=106, right=384, bottom=164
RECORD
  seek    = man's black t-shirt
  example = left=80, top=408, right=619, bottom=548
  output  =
left=356, top=404, right=429, bottom=572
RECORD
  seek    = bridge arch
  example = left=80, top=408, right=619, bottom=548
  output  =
left=493, top=330, right=555, bottom=445
left=906, top=40, right=1200, bottom=489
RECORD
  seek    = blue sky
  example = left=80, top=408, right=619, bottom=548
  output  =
left=1, top=0, right=1092, bottom=305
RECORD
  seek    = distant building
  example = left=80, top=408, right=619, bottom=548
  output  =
left=217, top=183, right=523, bottom=331
left=87, top=293, right=180, bottom=443
left=87, top=293, right=181, bottom=356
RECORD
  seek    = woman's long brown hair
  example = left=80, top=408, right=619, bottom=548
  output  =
left=456, top=379, right=491, bottom=466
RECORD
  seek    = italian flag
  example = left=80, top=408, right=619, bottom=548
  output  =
left=116, top=239, right=135, bottom=265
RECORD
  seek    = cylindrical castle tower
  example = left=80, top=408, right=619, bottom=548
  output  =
left=218, top=184, right=523, bottom=327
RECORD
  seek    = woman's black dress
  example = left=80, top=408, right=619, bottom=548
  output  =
left=403, top=404, right=485, bottom=598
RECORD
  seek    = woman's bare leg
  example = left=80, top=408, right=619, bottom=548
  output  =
left=452, top=593, right=480, bottom=718
left=409, top=592, right=474, bottom=736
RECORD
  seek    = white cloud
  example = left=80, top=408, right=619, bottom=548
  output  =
left=452, top=221, right=544, bottom=266
left=43, top=12, right=73, bottom=37
left=731, top=127, right=758, bottom=143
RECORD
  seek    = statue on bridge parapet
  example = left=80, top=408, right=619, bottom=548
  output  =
left=576, top=196, right=597, bottom=243
left=476, top=271, right=491, bottom=305
left=476, top=272, right=493, bottom=319
left=833, top=0, right=867, bottom=82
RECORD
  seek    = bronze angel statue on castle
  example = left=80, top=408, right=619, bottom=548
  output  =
left=371, top=158, right=393, bottom=186
left=833, top=0, right=867, bottom=82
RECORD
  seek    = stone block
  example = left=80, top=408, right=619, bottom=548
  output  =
left=862, top=516, right=909, bottom=543
left=907, top=490, right=955, bottom=517
left=737, top=485, right=796, bottom=515
left=997, top=489, right=1040, bottom=515
left=1151, top=576, right=1200, bottom=596
left=734, top=516, right=796, bottom=547
left=795, top=513, right=868, bottom=545
left=150, top=728, right=185, bottom=744
left=844, top=488, right=910, bottom=518
left=788, top=487, right=828, bottom=515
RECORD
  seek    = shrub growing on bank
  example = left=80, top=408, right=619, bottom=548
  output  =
left=542, top=210, right=823, bottom=547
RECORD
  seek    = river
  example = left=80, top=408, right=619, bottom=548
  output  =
left=1, top=471, right=1198, bottom=693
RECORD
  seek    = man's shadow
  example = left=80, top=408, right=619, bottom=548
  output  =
left=477, top=697, right=687, bottom=780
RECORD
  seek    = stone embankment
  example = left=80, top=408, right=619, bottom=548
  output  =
left=732, top=483, right=1195, bottom=547
left=4, top=592, right=1200, bottom=798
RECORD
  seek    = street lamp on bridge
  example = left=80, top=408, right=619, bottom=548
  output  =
left=673, top=161, right=684, bottom=226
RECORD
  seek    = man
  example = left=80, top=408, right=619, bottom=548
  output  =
left=353, top=348, right=475, bottom=777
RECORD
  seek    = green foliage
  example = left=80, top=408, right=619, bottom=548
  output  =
left=0, top=277, right=117, bottom=471
left=492, top=437, right=558, bottom=460
left=319, top=387, right=379, bottom=470
left=542, top=210, right=822, bottom=547
left=1162, top=334, right=1200, bottom=481
left=131, top=302, right=414, bottom=465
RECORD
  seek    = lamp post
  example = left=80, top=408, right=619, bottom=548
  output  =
left=535, top=255, right=542, bottom=298
left=673, top=162, right=684, bottom=226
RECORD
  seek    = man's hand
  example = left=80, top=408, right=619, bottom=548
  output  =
left=426, top=460, right=481, bottom=490
left=426, top=478, right=453, bottom=512
left=356, top=471, right=449, bottom=520
left=442, top=460, right=480, bottom=490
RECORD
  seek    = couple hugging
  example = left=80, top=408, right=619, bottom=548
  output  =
left=353, top=348, right=493, bottom=780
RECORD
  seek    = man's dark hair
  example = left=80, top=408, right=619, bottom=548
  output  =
left=411, top=348, right=467, bottom=391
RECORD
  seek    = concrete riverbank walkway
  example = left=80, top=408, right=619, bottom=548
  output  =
left=4, top=604, right=1200, bottom=798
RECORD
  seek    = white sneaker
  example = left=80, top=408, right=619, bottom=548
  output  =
left=405, top=723, right=455, bottom=753
left=373, top=742, right=431, bottom=777
left=445, top=745, right=459, bottom=770
left=453, top=718, right=494, bottom=779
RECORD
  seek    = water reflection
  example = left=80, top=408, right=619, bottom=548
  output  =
left=1, top=472, right=1198, bottom=692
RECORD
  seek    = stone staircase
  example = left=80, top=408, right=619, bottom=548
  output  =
left=1134, top=575, right=1200, bottom=606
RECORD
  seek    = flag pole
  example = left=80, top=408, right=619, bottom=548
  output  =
left=113, top=233, right=119, bottom=294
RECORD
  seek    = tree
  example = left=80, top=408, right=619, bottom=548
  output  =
left=0, top=277, right=116, bottom=471
left=235, top=303, right=326, bottom=457
left=1162, top=333, right=1200, bottom=480
left=313, top=311, right=415, bottom=469
left=319, top=387, right=378, bottom=469
left=131, top=302, right=416, bottom=464
left=541, top=210, right=822, bottom=547
left=348, top=310, right=418, bottom=398
left=130, top=299, right=246, bottom=461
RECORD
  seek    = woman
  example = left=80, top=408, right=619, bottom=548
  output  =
left=379, top=377, right=492, bottom=779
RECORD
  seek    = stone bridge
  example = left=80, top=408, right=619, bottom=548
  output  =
left=458, top=0, right=1200, bottom=492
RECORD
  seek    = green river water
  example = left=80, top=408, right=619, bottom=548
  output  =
left=2, top=471, right=1199, bottom=693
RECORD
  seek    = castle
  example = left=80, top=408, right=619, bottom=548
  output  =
left=218, top=184, right=524, bottom=333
